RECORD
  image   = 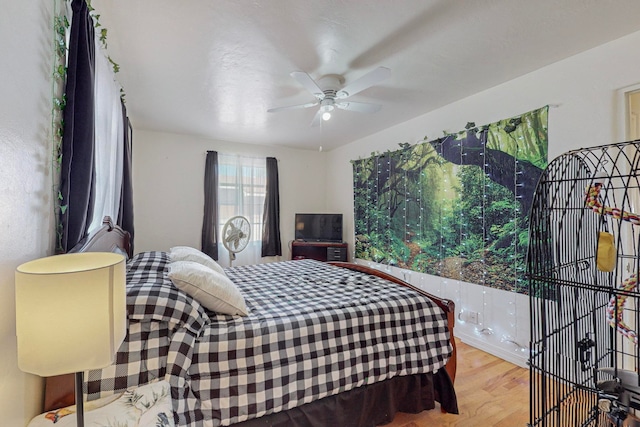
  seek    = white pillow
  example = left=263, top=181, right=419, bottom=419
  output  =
left=168, top=261, right=248, bottom=316
left=169, top=246, right=226, bottom=275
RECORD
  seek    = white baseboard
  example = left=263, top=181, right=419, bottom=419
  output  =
left=456, top=330, right=529, bottom=369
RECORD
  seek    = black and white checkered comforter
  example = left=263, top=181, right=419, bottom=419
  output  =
left=86, top=252, right=452, bottom=427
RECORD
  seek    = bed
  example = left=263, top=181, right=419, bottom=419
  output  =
left=45, top=218, right=458, bottom=426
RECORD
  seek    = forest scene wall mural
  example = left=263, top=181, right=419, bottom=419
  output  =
left=352, top=106, right=548, bottom=294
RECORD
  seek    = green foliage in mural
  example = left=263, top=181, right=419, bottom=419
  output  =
left=352, top=106, right=548, bottom=294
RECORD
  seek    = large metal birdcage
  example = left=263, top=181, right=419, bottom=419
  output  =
left=528, top=141, right=640, bottom=427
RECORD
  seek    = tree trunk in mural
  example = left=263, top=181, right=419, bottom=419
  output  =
left=429, top=130, right=543, bottom=217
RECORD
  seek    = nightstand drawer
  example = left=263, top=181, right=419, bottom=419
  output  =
left=291, top=241, right=348, bottom=262
left=326, top=246, right=347, bottom=261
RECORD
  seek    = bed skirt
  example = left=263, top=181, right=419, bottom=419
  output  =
left=230, top=369, right=458, bottom=427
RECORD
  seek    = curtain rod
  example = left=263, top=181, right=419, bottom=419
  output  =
left=205, top=151, right=279, bottom=161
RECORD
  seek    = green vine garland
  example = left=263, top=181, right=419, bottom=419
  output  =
left=53, top=0, right=125, bottom=253
left=53, top=10, right=69, bottom=252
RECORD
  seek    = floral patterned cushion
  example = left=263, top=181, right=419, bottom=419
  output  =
left=29, top=380, right=173, bottom=427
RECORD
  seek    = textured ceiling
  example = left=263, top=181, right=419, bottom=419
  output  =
left=94, top=0, right=640, bottom=151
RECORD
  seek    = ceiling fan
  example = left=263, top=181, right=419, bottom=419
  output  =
left=267, top=66, right=391, bottom=127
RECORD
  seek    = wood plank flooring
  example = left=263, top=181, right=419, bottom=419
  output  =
left=382, top=339, right=529, bottom=427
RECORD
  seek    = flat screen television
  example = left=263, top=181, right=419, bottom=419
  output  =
left=295, top=213, right=343, bottom=242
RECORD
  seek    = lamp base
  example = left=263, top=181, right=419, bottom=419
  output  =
left=75, top=371, right=84, bottom=427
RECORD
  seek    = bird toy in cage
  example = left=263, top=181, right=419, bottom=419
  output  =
left=586, top=183, right=640, bottom=225
left=586, top=183, right=639, bottom=344
left=604, top=273, right=638, bottom=345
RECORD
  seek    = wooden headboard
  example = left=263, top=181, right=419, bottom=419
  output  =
left=43, top=216, right=132, bottom=412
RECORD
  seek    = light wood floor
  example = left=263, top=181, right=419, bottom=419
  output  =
left=383, top=339, right=529, bottom=427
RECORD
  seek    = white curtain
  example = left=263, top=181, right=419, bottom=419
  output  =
left=88, top=39, right=124, bottom=233
left=217, top=154, right=266, bottom=267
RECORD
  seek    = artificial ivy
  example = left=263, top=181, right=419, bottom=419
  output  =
left=53, top=11, right=69, bottom=252
left=53, top=0, right=126, bottom=252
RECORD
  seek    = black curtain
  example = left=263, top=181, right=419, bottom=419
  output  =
left=59, top=0, right=96, bottom=253
left=202, top=151, right=219, bottom=260
left=118, top=101, right=135, bottom=252
left=261, top=157, right=282, bottom=256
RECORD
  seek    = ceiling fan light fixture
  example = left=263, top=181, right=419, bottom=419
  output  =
left=272, top=67, right=391, bottom=127
left=320, top=104, right=334, bottom=121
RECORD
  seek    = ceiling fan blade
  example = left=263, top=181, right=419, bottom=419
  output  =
left=335, top=101, right=382, bottom=113
left=336, top=67, right=391, bottom=99
left=310, top=108, right=323, bottom=127
left=290, top=71, right=324, bottom=99
left=267, top=100, right=319, bottom=113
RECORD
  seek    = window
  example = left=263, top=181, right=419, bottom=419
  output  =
left=217, top=154, right=266, bottom=265
left=88, top=41, right=125, bottom=234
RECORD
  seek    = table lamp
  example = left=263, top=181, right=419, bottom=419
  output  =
left=15, top=252, right=127, bottom=427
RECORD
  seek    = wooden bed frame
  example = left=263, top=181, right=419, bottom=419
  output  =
left=44, top=218, right=457, bottom=418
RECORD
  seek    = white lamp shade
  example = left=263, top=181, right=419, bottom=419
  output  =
left=15, top=252, right=127, bottom=377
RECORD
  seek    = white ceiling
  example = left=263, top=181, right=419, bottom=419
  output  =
left=94, top=0, right=640, bottom=151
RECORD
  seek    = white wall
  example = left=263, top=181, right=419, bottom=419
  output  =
left=1, top=2, right=58, bottom=425
left=132, top=129, right=327, bottom=261
left=326, top=30, right=640, bottom=367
